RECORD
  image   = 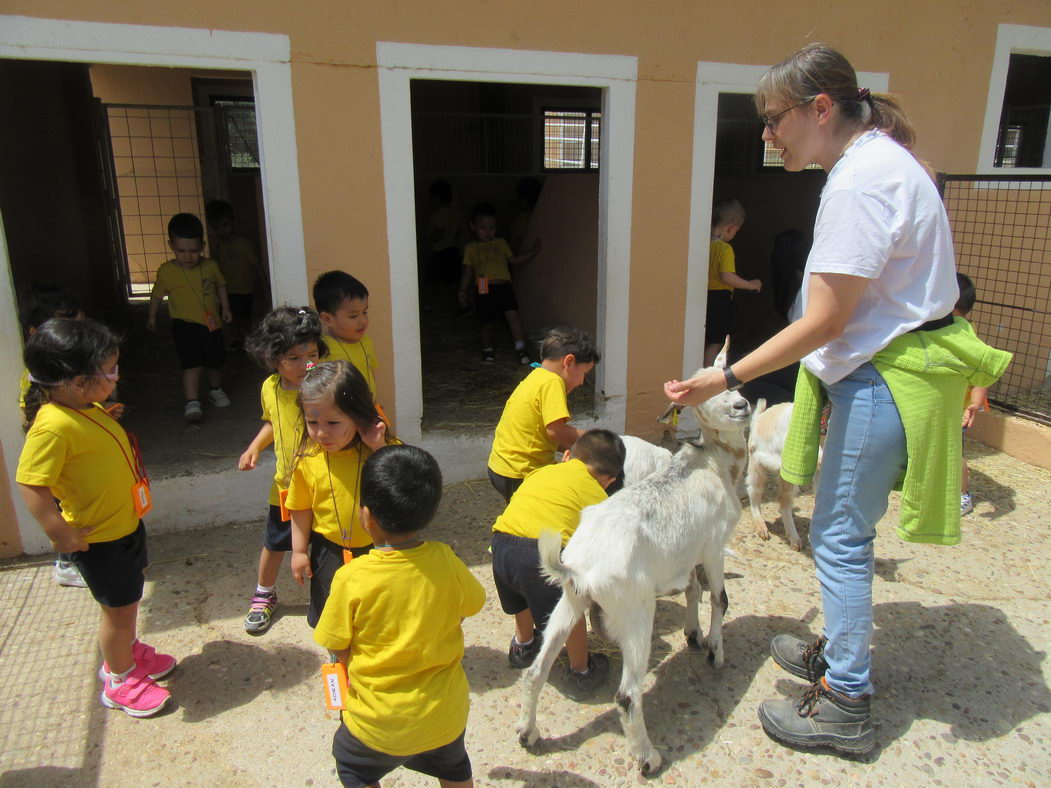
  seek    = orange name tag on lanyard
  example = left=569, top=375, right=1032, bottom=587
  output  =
left=321, top=662, right=350, bottom=710
left=132, top=480, right=153, bottom=517
left=342, top=549, right=355, bottom=565
left=278, top=489, right=291, bottom=522
left=476, top=276, right=489, bottom=295
left=203, top=310, right=220, bottom=332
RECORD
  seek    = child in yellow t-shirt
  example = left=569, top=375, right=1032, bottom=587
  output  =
left=953, top=273, right=989, bottom=517
left=237, top=307, right=328, bottom=634
left=146, top=213, right=233, bottom=424
left=487, top=326, right=599, bottom=502
left=285, top=360, right=396, bottom=627
left=205, top=199, right=262, bottom=351
left=16, top=318, right=174, bottom=718
left=491, top=429, right=624, bottom=698
left=705, top=197, right=761, bottom=366
left=315, top=444, right=485, bottom=787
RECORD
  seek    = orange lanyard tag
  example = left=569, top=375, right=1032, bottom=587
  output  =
left=342, top=549, right=355, bottom=565
left=203, top=310, right=220, bottom=332
left=132, top=480, right=153, bottom=518
left=278, top=489, right=291, bottom=522
left=476, top=276, right=489, bottom=295
left=321, top=662, right=349, bottom=710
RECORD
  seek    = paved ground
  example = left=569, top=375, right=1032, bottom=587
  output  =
left=1, top=438, right=1049, bottom=787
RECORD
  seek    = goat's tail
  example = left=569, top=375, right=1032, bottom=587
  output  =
left=537, top=529, right=575, bottom=588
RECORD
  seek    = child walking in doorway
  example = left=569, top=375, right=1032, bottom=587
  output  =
left=16, top=318, right=175, bottom=718
left=285, top=361, right=397, bottom=627
left=237, top=307, right=328, bottom=633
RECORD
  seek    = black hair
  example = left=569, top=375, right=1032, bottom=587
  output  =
left=429, top=179, right=452, bottom=204
left=470, top=201, right=497, bottom=223
left=569, top=429, right=626, bottom=479
left=18, top=284, right=83, bottom=334
left=168, top=213, right=205, bottom=240
left=539, top=326, right=601, bottom=364
left=245, top=306, right=328, bottom=371
left=955, top=272, right=977, bottom=316
left=361, top=444, right=443, bottom=534
left=22, top=318, right=121, bottom=431
left=516, top=177, right=542, bottom=209
left=312, top=270, right=369, bottom=315
left=204, top=200, right=235, bottom=225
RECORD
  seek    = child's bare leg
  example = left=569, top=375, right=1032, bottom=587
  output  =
left=481, top=322, right=496, bottom=350
left=182, top=367, right=202, bottom=401
left=99, top=601, right=139, bottom=674
left=504, top=310, right=525, bottom=345
left=258, top=547, right=284, bottom=588
left=207, top=367, right=223, bottom=389
left=514, top=609, right=536, bottom=643
left=565, top=617, right=589, bottom=672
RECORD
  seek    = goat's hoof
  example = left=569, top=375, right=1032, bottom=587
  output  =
left=639, top=750, right=662, bottom=775
left=702, top=641, right=725, bottom=668
left=685, top=631, right=702, bottom=650
left=790, top=540, right=802, bottom=551
left=755, top=527, right=771, bottom=541
left=516, top=726, right=540, bottom=748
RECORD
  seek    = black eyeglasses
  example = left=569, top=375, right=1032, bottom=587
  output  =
left=761, top=96, right=817, bottom=132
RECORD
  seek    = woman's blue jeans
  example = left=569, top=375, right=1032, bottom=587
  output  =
left=810, top=362, right=906, bottom=698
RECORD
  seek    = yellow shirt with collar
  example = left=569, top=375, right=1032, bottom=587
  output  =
left=707, top=239, right=736, bottom=292
left=16, top=402, right=141, bottom=543
left=214, top=236, right=258, bottom=294
left=488, top=367, right=571, bottom=479
left=260, top=373, right=303, bottom=507
left=324, top=334, right=379, bottom=399
left=463, top=238, right=513, bottom=283
left=314, top=541, right=486, bottom=756
left=151, top=258, right=226, bottom=326
left=492, top=459, right=607, bottom=544
left=285, top=443, right=372, bottom=548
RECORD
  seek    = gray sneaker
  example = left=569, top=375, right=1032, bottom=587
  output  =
left=508, top=630, right=541, bottom=669
left=563, top=653, right=610, bottom=701
left=758, top=679, right=875, bottom=755
left=771, top=634, right=828, bottom=682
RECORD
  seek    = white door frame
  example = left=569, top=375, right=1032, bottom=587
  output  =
left=0, top=15, right=307, bottom=553
left=376, top=42, right=637, bottom=443
left=683, top=62, right=889, bottom=376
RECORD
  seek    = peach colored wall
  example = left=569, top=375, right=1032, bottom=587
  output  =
left=89, top=65, right=247, bottom=105
left=968, top=409, right=1051, bottom=473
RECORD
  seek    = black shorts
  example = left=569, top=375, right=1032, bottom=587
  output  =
left=263, top=504, right=292, bottom=552
left=705, top=289, right=733, bottom=346
left=332, top=723, right=471, bottom=788
left=491, top=531, right=563, bottom=631
left=228, top=293, right=254, bottom=321
left=73, top=521, right=148, bottom=608
left=308, top=534, right=372, bottom=628
left=426, top=246, right=461, bottom=285
left=171, top=318, right=226, bottom=370
left=475, top=281, right=518, bottom=324
left=487, top=467, right=524, bottom=504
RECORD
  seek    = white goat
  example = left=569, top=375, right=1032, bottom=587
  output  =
left=620, top=434, right=672, bottom=487
left=746, top=399, right=814, bottom=551
left=516, top=369, right=751, bottom=775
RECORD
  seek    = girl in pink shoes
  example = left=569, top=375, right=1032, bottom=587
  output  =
left=16, top=318, right=174, bottom=718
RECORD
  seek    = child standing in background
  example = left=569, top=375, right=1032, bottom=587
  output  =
left=285, top=361, right=395, bottom=627
left=206, top=200, right=263, bottom=351
left=705, top=197, right=761, bottom=366
left=315, top=444, right=485, bottom=788
left=237, top=307, right=328, bottom=634
left=458, top=201, right=541, bottom=365
left=422, top=179, right=465, bottom=313
left=17, top=319, right=174, bottom=718
left=147, top=213, right=233, bottom=423
left=953, top=273, right=990, bottom=516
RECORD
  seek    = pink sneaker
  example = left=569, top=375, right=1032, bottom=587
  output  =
left=98, top=640, right=176, bottom=681
left=101, top=672, right=170, bottom=717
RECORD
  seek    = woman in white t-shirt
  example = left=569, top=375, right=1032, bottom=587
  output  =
left=666, top=44, right=959, bottom=755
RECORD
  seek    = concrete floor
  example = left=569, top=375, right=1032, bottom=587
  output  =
left=1, top=440, right=1049, bottom=787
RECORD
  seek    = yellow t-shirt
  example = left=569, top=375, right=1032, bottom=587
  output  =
left=260, top=374, right=303, bottom=506
left=214, top=236, right=259, bottom=294
left=463, top=239, right=513, bottom=283
left=488, top=367, right=571, bottom=479
left=18, top=367, right=30, bottom=409
left=707, top=239, right=736, bottom=292
left=324, top=334, right=379, bottom=400
left=285, top=444, right=372, bottom=547
left=151, top=258, right=226, bottom=326
left=313, top=541, right=486, bottom=756
left=16, top=402, right=141, bottom=543
left=492, top=459, right=607, bottom=545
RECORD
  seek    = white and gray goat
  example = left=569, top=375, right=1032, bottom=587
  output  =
left=516, top=366, right=751, bottom=775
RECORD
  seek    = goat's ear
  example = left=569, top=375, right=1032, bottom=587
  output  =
left=683, top=434, right=705, bottom=449
left=712, top=346, right=728, bottom=370
left=657, top=403, right=681, bottom=424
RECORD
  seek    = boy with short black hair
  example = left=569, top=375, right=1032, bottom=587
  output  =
left=147, top=213, right=233, bottom=423
left=487, top=325, right=600, bottom=502
left=314, top=444, right=485, bottom=788
left=953, top=272, right=989, bottom=516
left=313, top=271, right=382, bottom=402
left=491, top=429, right=624, bottom=698
left=705, top=197, right=761, bottom=366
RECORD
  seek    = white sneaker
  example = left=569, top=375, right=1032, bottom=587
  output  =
left=960, top=492, right=974, bottom=516
left=184, top=400, right=204, bottom=423
left=53, top=560, right=87, bottom=588
left=208, top=388, right=231, bottom=408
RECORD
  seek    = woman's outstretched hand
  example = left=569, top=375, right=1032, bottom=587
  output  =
left=664, top=369, right=725, bottom=407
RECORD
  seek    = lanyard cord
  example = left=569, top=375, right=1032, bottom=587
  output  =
left=59, top=404, right=142, bottom=484
left=324, top=442, right=363, bottom=548
left=178, top=263, right=213, bottom=316
left=272, top=377, right=301, bottom=478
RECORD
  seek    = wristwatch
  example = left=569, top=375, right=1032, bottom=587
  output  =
left=723, top=365, right=744, bottom=392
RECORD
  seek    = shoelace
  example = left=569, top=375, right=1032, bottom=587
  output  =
left=796, top=680, right=828, bottom=718
left=800, top=636, right=828, bottom=682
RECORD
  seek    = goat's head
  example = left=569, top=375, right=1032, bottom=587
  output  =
left=659, top=350, right=751, bottom=443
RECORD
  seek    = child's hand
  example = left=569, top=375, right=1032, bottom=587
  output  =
left=146, top=317, right=156, bottom=332
left=103, top=402, right=126, bottom=420
left=222, top=308, right=233, bottom=324
left=239, top=447, right=259, bottom=470
left=291, top=552, right=312, bottom=586
left=52, top=525, right=92, bottom=553
left=360, top=419, right=387, bottom=450
left=458, top=290, right=468, bottom=307
left=749, top=279, right=763, bottom=292
left=962, top=403, right=980, bottom=429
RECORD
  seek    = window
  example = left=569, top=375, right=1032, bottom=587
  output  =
left=761, top=140, right=822, bottom=171
left=994, top=54, right=1051, bottom=168
left=543, top=109, right=601, bottom=170
left=213, top=99, right=260, bottom=169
